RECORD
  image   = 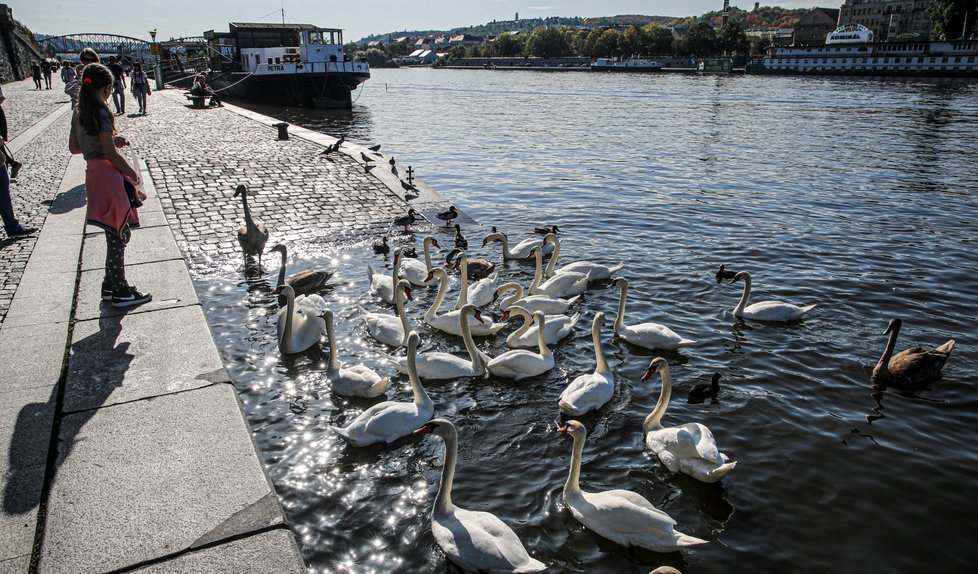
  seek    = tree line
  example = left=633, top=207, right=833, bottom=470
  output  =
left=352, top=22, right=767, bottom=67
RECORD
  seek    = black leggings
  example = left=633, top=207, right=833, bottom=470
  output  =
left=104, top=231, right=128, bottom=290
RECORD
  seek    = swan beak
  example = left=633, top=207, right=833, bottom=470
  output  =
left=424, top=271, right=434, bottom=283
left=474, top=310, right=486, bottom=324
left=500, top=311, right=511, bottom=321
left=641, top=367, right=654, bottom=381
left=556, top=425, right=569, bottom=433
left=404, top=287, right=414, bottom=301
left=481, top=238, right=489, bottom=247
left=414, top=423, right=434, bottom=435
left=431, top=238, right=440, bottom=248
left=273, top=285, right=284, bottom=294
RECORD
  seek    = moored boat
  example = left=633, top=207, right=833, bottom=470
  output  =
left=590, top=58, right=662, bottom=72
left=202, top=22, right=370, bottom=108
left=747, top=23, right=978, bottom=78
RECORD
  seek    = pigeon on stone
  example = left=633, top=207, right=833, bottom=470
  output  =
left=363, top=163, right=376, bottom=173
left=391, top=165, right=399, bottom=177
left=389, top=156, right=396, bottom=167
left=368, top=144, right=382, bottom=152
left=361, top=151, right=374, bottom=163
left=400, top=179, right=419, bottom=193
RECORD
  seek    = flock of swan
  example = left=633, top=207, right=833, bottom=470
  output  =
left=233, top=183, right=956, bottom=572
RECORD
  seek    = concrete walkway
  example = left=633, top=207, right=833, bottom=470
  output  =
left=1, top=81, right=450, bottom=572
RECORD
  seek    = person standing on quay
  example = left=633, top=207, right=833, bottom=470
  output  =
left=130, top=62, right=151, bottom=115
left=0, top=85, right=23, bottom=181
left=106, top=56, right=126, bottom=115
left=0, top=142, right=33, bottom=238
left=68, top=64, right=151, bottom=307
left=60, top=60, right=76, bottom=87
left=30, top=61, right=42, bottom=89
left=69, top=48, right=101, bottom=107
left=40, top=59, right=53, bottom=89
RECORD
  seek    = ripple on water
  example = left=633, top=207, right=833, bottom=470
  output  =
left=205, top=71, right=978, bottom=573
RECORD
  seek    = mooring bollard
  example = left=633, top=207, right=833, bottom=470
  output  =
left=274, top=122, right=290, bottom=140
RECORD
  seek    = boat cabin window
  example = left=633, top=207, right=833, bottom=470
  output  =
left=307, top=30, right=343, bottom=45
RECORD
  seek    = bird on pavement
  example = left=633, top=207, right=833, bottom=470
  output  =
left=400, top=179, right=418, bottom=192
left=364, top=163, right=376, bottom=173
left=368, top=144, right=382, bottom=152
left=394, top=209, right=420, bottom=230
left=389, top=156, right=396, bottom=167
left=436, top=206, right=459, bottom=227
left=361, top=151, right=374, bottom=163
left=391, top=165, right=399, bottom=177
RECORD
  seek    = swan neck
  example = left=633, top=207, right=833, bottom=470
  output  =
left=282, top=290, right=295, bottom=345
left=537, top=316, right=552, bottom=358
left=407, top=340, right=432, bottom=408
left=434, top=431, right=457, bottom=515
left=564, top=432, right=584, bottom=498
left=498, top=283, right=521, bottom=310
left=643, top=368, right=671, bottom=433
left=240, top=190, right=253, bottom=224
left=545, top=237, right=560, bottom=278
left=423, top=238, right=433, bottom=270
left=500, top=235, right=513, bottom=259
left=529, top=250, right=543, bottom=291
left=614, top=282, right=627, bottom=334
left=425, top=271, right=448, bottom=320
left=877, top=322, right=900, bottom=374
left=396, top=287, right=410, bottom=343
left=455, top=258, right=468, bottom=311
left=593, top=320, right=609, bottom=375
left=325, top=312, right=339, bottom=371
left=513, top=310, right=533, bottom=339
left=276, top=249, right=287, bottom=286
left=734, top=276, right=751, bottom=316
left=460, top=309, right=485, bottom=374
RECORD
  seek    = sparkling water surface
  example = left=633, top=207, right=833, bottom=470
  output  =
left=198, top=70, right=977, bottom=573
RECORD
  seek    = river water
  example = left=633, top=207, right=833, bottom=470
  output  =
left=206, top=69, right=978, bottom=573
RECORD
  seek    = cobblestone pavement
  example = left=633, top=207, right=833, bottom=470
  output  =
left=0, top=80, right=72, bottom=324
left=3, top=78, right=70, bottom=139
left=125, top=90, right=411, bottom=271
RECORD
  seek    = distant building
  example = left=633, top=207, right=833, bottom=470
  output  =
left=793, top=8, right=841, bottom=45
left=449, top=34, right=484, bottom=46
left=746, top=28, right=777, bottom=42
left=366, top=40, right=384, bottom=47
left=837, top=0, right=934, bottom=41
left=773, top=28, right=795, bottom=46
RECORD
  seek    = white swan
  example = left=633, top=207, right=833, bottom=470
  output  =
left=482, top=231, right=552, bottom=261
left=543, top=233, right=624, bottom=280
left=454, top=252, right=498, bottom=309
left=503, top=305, right=580, bottom=348
left=729, top=271, right=816, bottom=322
left=321, top=309, right=390, bottom=398
left=275, top=285, right=327, bottom=354
left=396, top=304, right=488, bottom=380
left=400, top=236, right=440, bottom=286
left=528, top=246, right=588, bottom=298
left=642, top=358, right=736, bottom=483
left=612, top=278, right=696, bottom=351
left=360, top=280, right=413, bottom=347
left=415, top=419, right=546, bottom=573
left=557, top=419, right=707, bottom=552
left=331, top=331, right=434, bottom=446
left=559, top=313, right=614, bottom=416
left=424, top=267, right=506, bottom=337
left=487, top=311, right=555, bottom=380
left=367, top=247, right=403, bottom=305
left=494, top=282, right=580, bottom=315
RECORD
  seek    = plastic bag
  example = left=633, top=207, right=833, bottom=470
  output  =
left=126, top=146, right=147, bottom=201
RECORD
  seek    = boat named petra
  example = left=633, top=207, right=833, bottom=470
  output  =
left=202, top=22, right=370, bottom=108
left=747, top=23, right=978, bottom=78
left=591, top=58, right=662, bottom=72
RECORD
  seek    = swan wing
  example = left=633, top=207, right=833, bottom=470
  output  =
left=400, top=258, right=430, bottom=285
left=434, top=509, right=544, bottom=573
left=487, top=350, right=551, bottom=380
left=743, top=300, right=814, bottom=321
left=620, top=323, right=695, bottom=350
left=401, top=352, right=480, bottom=380
left=334, top=401, right=432, bottom=446
left=559, top=372, right=614, bottom=415
left=676, top=424, right=724, bottom=465
left=330, top=365, right=388, bottom=398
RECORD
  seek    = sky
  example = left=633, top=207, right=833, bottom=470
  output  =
left=17, top=0, right=835, bottom=43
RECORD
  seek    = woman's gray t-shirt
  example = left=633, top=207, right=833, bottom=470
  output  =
left=71, top=108, right=113, bottom=160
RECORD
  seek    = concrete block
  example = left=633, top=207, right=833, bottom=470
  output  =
left=132, top=529, right=304, bottom=573
left=0, top=554, right=31, bottom=574
left=2, top=271, right=76, bottom=328
left=64, top=305, right=227, bottom=412
left=81, top=225, right=181, bottom=271
left=74, top=260, right=198, bottom=322
left=40, top=384, right=287, bottom=574
left=0, top=322, right=67, bottom=393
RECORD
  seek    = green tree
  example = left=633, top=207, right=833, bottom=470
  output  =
left=750, top=36, right=771, bottom=56
left=643, top=23, right=674, bottom=56
left=593, top=29, right=622, bottom=57
left=677, top=22, right=717, bottom=57
left=928, top=0, right=976, bottom=40
left=622, top=25, right=649, bottom=57
left=492, top=33, right=523, bottom=57
left=717, top=20, right=750, bottom=55
left=583, top=29, right=604, bottom=57
left=526, top=27, right=572, bottom=57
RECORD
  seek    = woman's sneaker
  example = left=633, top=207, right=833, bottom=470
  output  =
left=111, top=285, right=152, bottom=308
left=101, top=280, right=113, bottom=301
